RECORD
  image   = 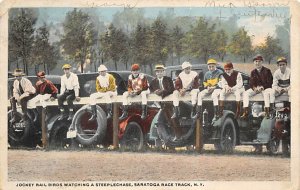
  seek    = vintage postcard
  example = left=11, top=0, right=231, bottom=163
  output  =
left=0, top=0, right=299, bottom=190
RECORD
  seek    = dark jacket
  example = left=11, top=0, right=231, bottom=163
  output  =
left=149, top=76, right=174, bottom=98
left=250, top=66, right=273, bottom=90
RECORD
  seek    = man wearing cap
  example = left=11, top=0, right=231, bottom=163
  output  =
left=58, top=64, right=80, bottom=121
left=88, top=65, right=117, bottom=121
left=241, top=55, right=273, bottom=119
left=171, top=61, right=199, bottom=119
left=193, top=59, right=223, bottom=121
left=119, top=63, right=150, bottom=120
left=28, top=71, right=58, bottom=108
left=149, top=64, right=174, bottom=99
left=219, top=61, right=244, bottom=118
left=10, top=69, right=36, bottom=123
left=271, top=57, right=290, bottom=103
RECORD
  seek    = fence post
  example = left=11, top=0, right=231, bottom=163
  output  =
left=112, top=103, right=119, bottom=149
left=41, top=107, right=48, bottom=149
left=195, top=118, right=202, bottom=152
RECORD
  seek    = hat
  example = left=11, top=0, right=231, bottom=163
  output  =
left=181, top=61, right=192, bottom=69
left=253, top=55, right=263, bottom=61
left=154, top=64, right=165, bottom=71
left=98, top=65, right=108, bottom=72
left=131, top=63, right=140, bottom=71
left=224, top=62, right=233, bottom=69
left=37, top=71, right=46, bottom=78
left=207, top=59, right=217, bottom=65
left=12, top=69, right=25, bottom=77
left=62, top=64, right=72, bottom=69
left=277, top=57, right=287, bottom=64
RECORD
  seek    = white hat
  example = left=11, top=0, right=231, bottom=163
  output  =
left=181, top=61, right=192, bottom=70
left=98, top=65, right=108, bottom=72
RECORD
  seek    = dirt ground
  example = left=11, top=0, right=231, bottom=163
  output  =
left=8, top=145, right=290, bottom=181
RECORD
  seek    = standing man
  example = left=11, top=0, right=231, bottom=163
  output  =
left=28, top=71, right=58, bottom=108
left=219, top=62, right=244, bottom=118
left=241, top=55, right=273, bottom=119
left=149, top=64, right=174, bottom=99
left=193, top=59, right=223, bottom=121
left=58, top=64, right=80, bottom=121
left=88, top=65, right=117, bottom=121
left=172, top=61, right=199, bottom=119
left=119, top=63, right=150, bottom=120
left=10, top=69, right=36, bottom=123
left=271, top=57, right=290, bottom=103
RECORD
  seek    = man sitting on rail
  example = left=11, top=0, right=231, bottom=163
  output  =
left=119, top=63, right=150, bottom=120
left=172, top=61, right=199, bottom=119
left=193, top=59, right=223, bottom=121
left=88, top=65, right=117, bottom=121
left=219, top=62, right=244, bottom=118
left=241, top=55, right=273, bottom=119
left=27, top=71, right=58, bottom=108
left=10, top=69, right=36, bottom=123
left=57, top=64, right=80, bottom=121
left=271, top=57, right=290, bottom=105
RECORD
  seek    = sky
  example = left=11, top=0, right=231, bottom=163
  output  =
left=36, top=6, right=290, bottom=46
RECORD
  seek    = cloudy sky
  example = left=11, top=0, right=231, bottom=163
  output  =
left=36, top=7, right=290, bottom=46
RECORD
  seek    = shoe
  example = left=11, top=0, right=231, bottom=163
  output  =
left=171, top=106, right=179, bottom=119
left=240, top=107, right=249, bottom=120
left=9, top=114, right=17, bottom=123
left=235, top=101, right=242, bottom=119
left=119, top=105, right=129, bottom=120
left=191, top=105, right=202, bottom=119
left=106, top=104, right=113, bottom=119
left=212, top=106, right=219, bottom=121
left=58, top=110, right=67, bottom=121
left=219, top=100, right=224, bottom=117
left=264, top=107, right=270, bottom=119
left=88, top=105, right=97, bottom=122
left=67, top=111, right=74, bottom=121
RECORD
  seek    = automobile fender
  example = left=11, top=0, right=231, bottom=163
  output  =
left=118, top=114, right=144, bottom=139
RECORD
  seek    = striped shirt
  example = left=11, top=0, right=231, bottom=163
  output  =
left=272, top=68, right=290, bottom=90
left=13, top=77, right=36, bottom=99
left=203, top=69, right=223, bottom=88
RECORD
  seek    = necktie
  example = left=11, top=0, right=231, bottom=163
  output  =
left=159, top=79, right=163, bottom=90
left=19, top=81, right=24, bottom=94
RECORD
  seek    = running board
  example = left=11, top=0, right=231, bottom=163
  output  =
left=240, top=141, right=268, bottom=145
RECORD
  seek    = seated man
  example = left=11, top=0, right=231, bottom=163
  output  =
left=119, top=63, right=150, bottom=120
left=58, top=64, right=80, bottom=121
left=271, top=57, right=290, bottom=104
left=172, top=61, right=199, bottom=119
left=88, top=65, right=117, bottom=121
left=28, top=71, right=58, bottom=108
left=10, top=69, right=36, bottom=123
left=241, top=55, right=273, bottom=119
left=194, top=59, right=223, bottom=121
left=219, top=62, right=244, bottom=118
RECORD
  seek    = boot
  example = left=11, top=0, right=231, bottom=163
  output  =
left=235, top=101, right=241, bottom=119
left=141, top=105, right=148, bottom=120
left=219, top=100, right=224, bottom=117
left=269, top=103, right=275, bottom=118
left=119, top=105, right=129, bottom=120
left=240, top=107, right=249, bottom=120
left=58, top=109, right=67, bottom=121
left=67, top=110, right=74, bottom=121
left=19, top=113, right=29, bottom=123
left=88, top=105, right=97, bottom=122
left=212, top=106, right=219, bottom=122
left=171, top=106, right=179, bottom=119
left=191, top=105, right=202, bottom=119
left=264, top=107, right=270, bottom=119
left=106, top=104, right=113, bottom=119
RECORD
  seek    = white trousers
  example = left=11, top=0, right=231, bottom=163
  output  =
left=197, top=89, right=221, bottom=106
left=122, top=89, right=150, bottom=105
left=172, top=89, right=199, bottom=106
left=271, top=87, right=291, bottom=102
left=90, top=91, right=117, bottom=105
left=243, top=88, right=273, bottom=108
left=28, top=94, right=51, bottom=108
left=219, top=88, right=245, bottom=102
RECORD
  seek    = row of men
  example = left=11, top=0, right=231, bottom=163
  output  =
left=9, top=54, right=290, bottom=123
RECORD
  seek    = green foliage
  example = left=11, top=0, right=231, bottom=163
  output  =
left=170, top=25, right=184, bottom=65
left=257, top=35, right=284, bottom=64
left=212, top=29, right=228, bottom=62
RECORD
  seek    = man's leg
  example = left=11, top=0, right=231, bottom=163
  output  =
left=66, top=92, right=75, bottom=121
left=141, top=89, right=150, bottom=120
left=9, top=97, right=17, bottom=123
left=171, top=90, right=180, bottom=119
left=20, top=95, right=34, bottom=122
left=190, top=89, right=199, bottom=118
left=212, top=89, right=221, bottom=121
left=88, top=92, right=101, bottom=121
left=241, top=89, right=255, bottom=119
left=219, top=89, right=226, bottom=117
left=119, top=92, right=129, bottom=120
left=57, top=93, right=68, bottom=120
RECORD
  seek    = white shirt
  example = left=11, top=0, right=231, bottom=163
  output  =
left=178, top=71, right=198, bottom=89
left=158, top=78, right=164, bottom=90
left=97, top=74, right=109, bottom=88
left=13, top=77, right=36, bottom=99
left=60, top=72, right=80, bottom=96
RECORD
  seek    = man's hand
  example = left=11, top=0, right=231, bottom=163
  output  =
left=179, top=89, right=186, bottom=96
left=50, top=97, right=55, bottom=101
left=225, top=87, right=232, bottom=94
left=75, top=97, right=81, bottom=102
left=208, top=86, right=215, bottom=93
left=155, top=89, right=163, bottom=96
left=129, top=92, right=137, bottom=97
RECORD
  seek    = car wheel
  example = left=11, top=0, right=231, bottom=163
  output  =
left=72, top=105, right=107, bottom=146
left=120, top=122, right=144, bottom=151
left=214, top=117, right=236, bottom=153
left=49, top=120, right=72, bottom=149
left=266, top=138, right=280, bottom=154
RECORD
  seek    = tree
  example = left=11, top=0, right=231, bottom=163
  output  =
left=183, top=17, right=216, bottom=63
left=229, top=28, right=253, bottom=63
left=60, top=9, right=96, bottom=73
left=257, top=35, right=284, bottom=64
left=212, top=29, right=228, bottom=62
left=8, top=8, right=38, bottom=75
left=275, top=18, right=290, bottom=59
left=170, top=25, right=184, bottom=65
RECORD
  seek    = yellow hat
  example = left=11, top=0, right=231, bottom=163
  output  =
left=207, top=58, right=217, bottom=65
left=62, top=64, right=72, bottom=69
left=277, top=57, right=287, bottom=64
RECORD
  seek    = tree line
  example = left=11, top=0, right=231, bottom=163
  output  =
left=8, top=8, right=289, bottom=75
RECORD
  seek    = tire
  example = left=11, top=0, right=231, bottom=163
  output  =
left=120, top=122, right=144, bottom=151
left=7, top=110, right=33, bottom=147
left=49, top=119, right=72, bottom=149
left=214, top=117, right=236, bottom=153
left=72, top=105, right=107, bottom=146
left=282, top=139, right=290, bottom=156
left=266, top=138, right=280, bottom=154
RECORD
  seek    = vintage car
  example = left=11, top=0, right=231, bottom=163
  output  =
left=7, top=71, right=159, bottom=151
